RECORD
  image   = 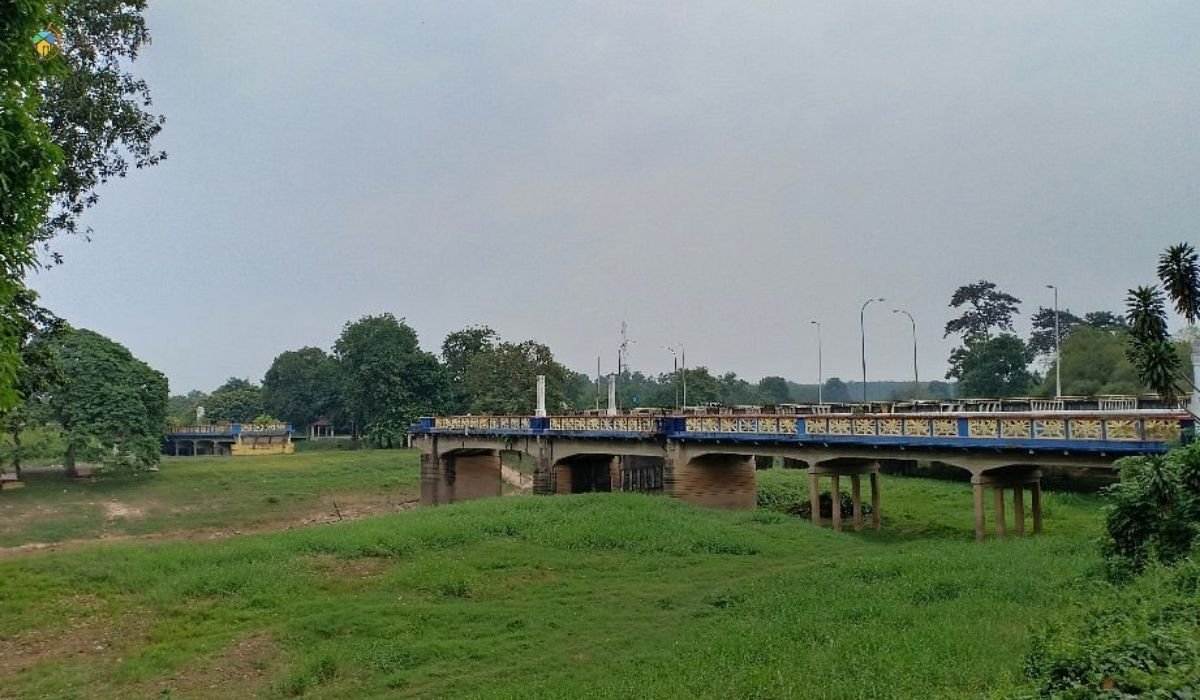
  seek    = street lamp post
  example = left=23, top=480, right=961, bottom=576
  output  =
left=663, top=346, right=679, bottom=410
left=893, top=309, right=919, bottom=400
left=810, top=320, right=823, bottom=405
left=1046, top=284, right=1061, bottom=398
left=860, top=297, right=885, bottom=403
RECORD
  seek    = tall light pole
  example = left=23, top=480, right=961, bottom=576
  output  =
left=663, top=346, right=679, bottom=410
left=810, top=320, right=823, bottom=405
left=893, top=309, right=919, bottom=400
left=1046, top=284, right=1061, bottom=398
left=680, top=344, right=687, bottom=410
left=860, top=297, right=885, bottom=403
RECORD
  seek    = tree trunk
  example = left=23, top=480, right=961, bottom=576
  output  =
left=64, top=442, right=77, bottom=478
left=12, top=427, right=21, bottom=479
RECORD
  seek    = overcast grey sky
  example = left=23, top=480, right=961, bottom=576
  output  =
left=31, top=1, right=1200, bottom=394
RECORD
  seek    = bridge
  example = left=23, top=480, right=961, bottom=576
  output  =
left=165, top=422, right=295, bottom=457
left=410, top=408, right=1192, bottom=541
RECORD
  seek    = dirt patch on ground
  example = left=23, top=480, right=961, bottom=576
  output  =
left=0, top=497, right=419, bottom=560
left=0, top=597, right=150, bottom=679
left=136, top=633, right=282, bottom=699
left=103, top=501, right=144, bottom=520
left=302, top=553, right=392, bottom=583
left=501, top=465, right=532, bottom=492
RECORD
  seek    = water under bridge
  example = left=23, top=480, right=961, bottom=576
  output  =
left=410, top=408, right=1193, bottom=541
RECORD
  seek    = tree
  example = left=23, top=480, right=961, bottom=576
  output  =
left=262, top=347, right=342, bottom=431
left=48, top=328, right=166, bottom=475
left=1157, top=243, right=1200, bottom=324
left=823, top=378, right=851, bottom=403
left=758, top=376, right=792, bottom=405
left=1028, top=306, right=1083, bottom=359
left=204, top=379, right=264, bottom=423
left=943, top=281, right=1022, bottom=341
left=0, top=2, right=62, bottom=410
left=718, top=372, right=758, bottom=405
left=37, top=0, right=166, bottom=255
left=2, top=290, right=69, bottom=476
left=1084, top=311, right=1128, bottom=332
left=441, top=326, right=497, bottom=412
left=946, top=334, right=1034, bottom=398
left=463, top=340, right=568, bottom=414
left=678, top=367, right=722, bottom=406
left=1036, top=326, right=1143, bottom=397
left=335, top=314, right=448, bottom=446
left=1125, top=285, right=1181, bottom=402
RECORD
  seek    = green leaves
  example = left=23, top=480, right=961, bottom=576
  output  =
left=945, top=333, right=1034, bottom=398
left=1157, top=243, right=1200, bottom=325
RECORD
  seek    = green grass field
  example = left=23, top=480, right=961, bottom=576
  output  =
left=0, top=453, right=1108, bottom=698
left=0, top=451, right=419, bottom=549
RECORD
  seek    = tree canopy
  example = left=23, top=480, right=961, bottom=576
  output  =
left=946, top=334, right=1034, bottom=398
left=262, top=347, right=342, bottom=430
left=463, top=340, right=568, bottom=414
left=335, top=314, right=448, bottom=446
left=48, top=328, right=166, bottom=474
left=943, top=280, right=1021, bottom=341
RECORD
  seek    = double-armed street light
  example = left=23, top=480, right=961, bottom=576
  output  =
left=860, top=297, right=885, bottom=403
left=810, top=320, right=823, bottom=405
left=893, top=309, right=919, bottom=400
left=663, top=344, right=687, bottom=411
left=1046, top=284, right=1062, bottom=399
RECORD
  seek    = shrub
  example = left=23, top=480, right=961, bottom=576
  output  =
left=1021, top=553, right=1200, bottom=697
left=1101, top=442, right=1200, bottom=577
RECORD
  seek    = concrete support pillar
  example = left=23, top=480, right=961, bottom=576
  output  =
left=1031, top=481, right=1043, bottom=535
left=1012, top=484, right=1025, bottom=536
left=610, top=456, right=622, bottom=492
left=851, top=474, right=863, bottom=530
left=809, top=471, right=820, bottom=526
left=972, top=482, right=986, bottom=542
left=830, top=474, right=842, bottom=531
left=993, top=486, right=1006, bottom=539
left=420, top=449, right=503, bottom=506
left=664, top=449, right=756, bottom=509
left=606, top=375, right=617, bottom=416
left=870, top=470, right=881, bottom=530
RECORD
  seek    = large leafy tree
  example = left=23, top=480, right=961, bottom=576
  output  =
left=335, top=314, right=448, bottom=446
left=943, top=280, right=1022, bottom=341
left=37, top=0, right=166, bottom=255
left=441, top=325, right=497, bottom=412
left=262, top=347, right=342, bottom=431
left=463, top=340, right=568, bottom=414
left=1036, top=326, right=1143, bottom=397
left=1028, top=306, right=1084, bottom=359
left=48, top=328, right=166, bottom=475
left=203, top=378, right=264, bottom=424
left=946, top=334, right=1034, bottom=398
left=3, top=290, right=69, bottom=476
left=0, top=2, right=62, bottom=410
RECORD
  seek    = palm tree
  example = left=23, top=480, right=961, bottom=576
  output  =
left=1157, top=243, right=1200, bottom=324
left=1126, top=286, right=1169, bottom=343
left=1126, top=244, right=1200, bottom=407
left=1126, top=286, right=1180, bottom=402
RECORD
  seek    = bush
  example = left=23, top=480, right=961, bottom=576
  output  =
left=295, top=437, right=365, bottom=453
left=1101, top=442, right=1200, bottom=577
left=1021, top=553, right=1200, bottom=697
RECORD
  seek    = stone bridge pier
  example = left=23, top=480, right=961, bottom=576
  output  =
left=420, top=448, right=503, bottom=506
left=663, top=443, right=757, bottom=509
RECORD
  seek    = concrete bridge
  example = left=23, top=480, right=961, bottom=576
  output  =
left=410, top=409, right=1192, bottom=541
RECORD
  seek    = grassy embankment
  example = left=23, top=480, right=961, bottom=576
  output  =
left=0, top=453, right=1107, bottom=698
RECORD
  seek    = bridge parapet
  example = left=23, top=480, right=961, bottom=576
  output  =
left=413, top=411, right=1191, bottom=455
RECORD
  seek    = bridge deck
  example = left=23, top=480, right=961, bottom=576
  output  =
left=412, top=411, right=1192, bottom=457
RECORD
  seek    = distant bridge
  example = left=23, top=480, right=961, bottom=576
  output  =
left=410, top=409, right=1192, bottom=541
left=165, top=423, right=295, bottom=457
